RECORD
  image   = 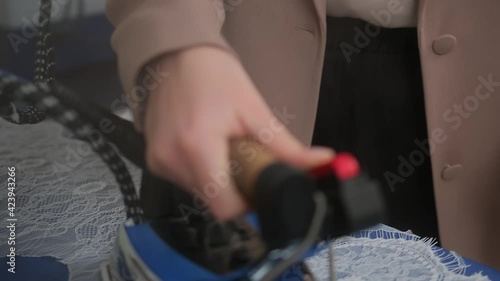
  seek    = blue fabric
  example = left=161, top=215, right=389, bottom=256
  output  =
left=126, top=224, right=251, bottom=281
left=125, top=221, right=318, bottom=281
left=0, top=256, right=69, bottom=281
left=464, top=258, right=500, bottom=280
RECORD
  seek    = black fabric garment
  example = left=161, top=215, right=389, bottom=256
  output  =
left=312, top=17, right=439, bottom=240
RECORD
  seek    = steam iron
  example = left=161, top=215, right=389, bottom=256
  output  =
left=98, top=143, right=387, bottom=281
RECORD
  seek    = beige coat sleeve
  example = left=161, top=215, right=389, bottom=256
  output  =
left=105, top=0, right=234, bottom=129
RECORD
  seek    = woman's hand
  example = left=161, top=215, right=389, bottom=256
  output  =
left=144, top=46, right=334, bottom=220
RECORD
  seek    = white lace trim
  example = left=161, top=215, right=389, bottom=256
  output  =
left=305, top=225, right=490, bottom=281
left=0, top=120, right=140, bottom=281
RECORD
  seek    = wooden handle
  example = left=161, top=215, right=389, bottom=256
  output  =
left=229, top=139, right=277, bottom=206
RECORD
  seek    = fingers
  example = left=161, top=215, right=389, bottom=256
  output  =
left=183, top=132, right=249, bottom=220
left=145, top=133, right=249, bottom=220
left=243, top=104, right=335, bottom=170
left=145, top=121, right=249, bottom=218
left=145, top=103, right=249, bottom=220
left=145, top=131, right=196, bottom=191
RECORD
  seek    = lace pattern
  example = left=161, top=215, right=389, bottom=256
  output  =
left=0, top=119, right=140, bottom=281
left=305, top=225, right=491, bottom=281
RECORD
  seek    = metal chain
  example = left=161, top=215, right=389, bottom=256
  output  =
left=35, top=0, right=55, bottom=84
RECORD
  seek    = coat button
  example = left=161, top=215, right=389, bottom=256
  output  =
left=441, top=164, right=463, bottom=181
left=432, top=35, right=457, bottom=55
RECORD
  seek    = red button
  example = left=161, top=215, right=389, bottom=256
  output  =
left=332, top=153, right=360, bottom=181
left=310, top=153, right=360, bottom=181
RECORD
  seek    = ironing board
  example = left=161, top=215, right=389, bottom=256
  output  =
left=0, top=117, right=498, bottom=281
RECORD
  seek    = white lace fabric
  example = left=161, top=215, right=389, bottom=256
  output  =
left=305, top=225, right=490, bottom=281
left=0, top=119, right=492, bottom=281
left=0, top=120, right=141, bottom=281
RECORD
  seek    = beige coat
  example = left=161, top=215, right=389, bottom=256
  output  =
left=106, top=0, right=500, bottom=269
